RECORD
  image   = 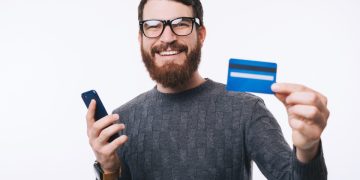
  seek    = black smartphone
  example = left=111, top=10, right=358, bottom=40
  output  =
left=81, top=90, right=119, bottom=142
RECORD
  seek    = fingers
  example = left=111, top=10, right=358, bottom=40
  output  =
left=92, top=131, right=128, bottom=157
left=289, top=118, right=323, bottom=143
left=104, top=135, right=128, bottom=154
left=96, top=123, right=125, bottom=145
left=272, top=83, right=308, bottom=94
left=272, top=83, right=328, bottom=112
left=91, top=134, right=128, bottom=173
left=286, top=92, right=327, bottom=112
left=90, top=122, right=127, bottom=155
left=288, top=105, right=326, bottom=126
left=88, top=114, right=119, bottom=139
left=272, top=83, right=308, bottom=106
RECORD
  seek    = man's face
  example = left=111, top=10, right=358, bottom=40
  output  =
left=139, top=0, right=206, bottom=89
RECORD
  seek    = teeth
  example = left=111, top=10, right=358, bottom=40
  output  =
left=159, top=51, right=179, bottom=56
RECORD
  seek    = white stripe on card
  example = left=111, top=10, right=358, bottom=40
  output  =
left=230, top=72, right=274, bottom=81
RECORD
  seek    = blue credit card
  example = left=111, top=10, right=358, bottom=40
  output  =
left=226, top=58, right=277, bottom=94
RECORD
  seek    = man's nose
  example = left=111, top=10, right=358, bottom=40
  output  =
left=159, top=25, right=177, bottom=43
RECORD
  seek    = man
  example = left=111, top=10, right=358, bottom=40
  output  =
left=86, top=0, right=329, bottom=179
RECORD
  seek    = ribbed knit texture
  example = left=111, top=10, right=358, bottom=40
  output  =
left=113, top=79, right=327, bottom=180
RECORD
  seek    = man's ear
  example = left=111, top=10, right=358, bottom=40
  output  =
left=198, top=26, right=206, bottom=46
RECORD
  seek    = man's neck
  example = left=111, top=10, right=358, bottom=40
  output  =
left=156, top=71, right=206, bottom=94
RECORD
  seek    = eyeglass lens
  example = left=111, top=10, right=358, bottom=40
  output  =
left=142, top=17, right=194, bottom=38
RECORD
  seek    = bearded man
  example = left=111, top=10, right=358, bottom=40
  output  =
left=85, top=0, right=329, bottom=179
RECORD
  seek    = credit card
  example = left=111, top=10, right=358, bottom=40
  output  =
left=226, top=58, right=277, bottom=94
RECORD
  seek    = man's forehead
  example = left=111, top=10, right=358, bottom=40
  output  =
left=143, top=0, right=193, bottom=20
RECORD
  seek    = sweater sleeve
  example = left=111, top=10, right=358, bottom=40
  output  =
left=245, top=99, right=327, bottom=180
left=292, top=142, right=327, bottom=180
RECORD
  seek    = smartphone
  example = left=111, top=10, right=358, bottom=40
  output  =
left=81, top=90, right=119, bottom=142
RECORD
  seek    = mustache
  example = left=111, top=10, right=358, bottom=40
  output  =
left=151, top=42, right=188, bottom=56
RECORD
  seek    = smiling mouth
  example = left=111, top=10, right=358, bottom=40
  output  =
left=158, top=50, right=182, bottom=56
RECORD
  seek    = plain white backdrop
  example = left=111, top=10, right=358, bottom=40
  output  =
left=1, top=0, right=359, bottom=179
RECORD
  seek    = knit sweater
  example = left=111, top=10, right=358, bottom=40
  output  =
left=113, top=79, right=327, bottom=180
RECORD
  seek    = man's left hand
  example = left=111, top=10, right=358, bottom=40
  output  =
left=271, top=83, right=330, bottom=163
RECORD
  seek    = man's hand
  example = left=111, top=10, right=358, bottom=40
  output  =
left=271, top=83, right=330, bottom=163
left=86, top=99, right=128, bottom=173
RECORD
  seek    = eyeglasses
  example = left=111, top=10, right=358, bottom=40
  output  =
left=139, top=17, right=201, bottom=38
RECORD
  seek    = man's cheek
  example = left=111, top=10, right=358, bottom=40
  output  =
left=142, top=43, right=153, bottom=55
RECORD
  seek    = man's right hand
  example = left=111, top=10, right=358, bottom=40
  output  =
left=86, top=99, right=128, bottom=174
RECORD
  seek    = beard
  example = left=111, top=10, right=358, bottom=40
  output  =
left=141, top=39, right=202, bottom=89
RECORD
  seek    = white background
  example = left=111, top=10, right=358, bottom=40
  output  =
left=1, top=0, right=359, bottom=179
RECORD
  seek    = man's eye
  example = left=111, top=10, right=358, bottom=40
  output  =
left=172, top=21, right=192, bottom=28
left=144, top=21, right=162, bottom=30
left=175, top=22, right=191, bottom=27
left=145, top=25, right=161, bottom=30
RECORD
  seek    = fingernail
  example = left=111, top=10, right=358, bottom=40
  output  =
left=271, top=83, right=280, bottom=92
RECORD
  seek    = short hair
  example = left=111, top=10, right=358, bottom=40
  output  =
left=138, top=0, right=204, bottom=26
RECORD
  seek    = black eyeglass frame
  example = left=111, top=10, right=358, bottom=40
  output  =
left=139, top=17, right=201, bottom=38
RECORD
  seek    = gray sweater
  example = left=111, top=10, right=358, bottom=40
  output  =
left=113, top=79, right=327, bottom=180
